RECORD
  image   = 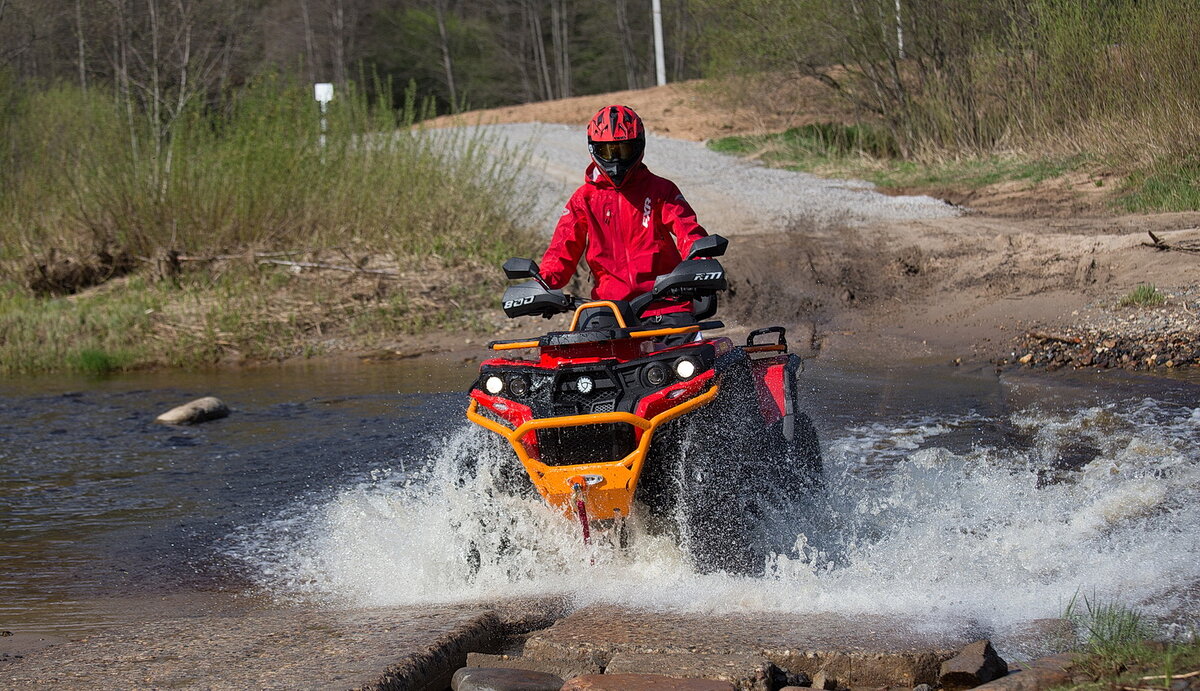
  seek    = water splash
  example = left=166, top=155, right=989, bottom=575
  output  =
left=226, top=398, right=1200, bottom=638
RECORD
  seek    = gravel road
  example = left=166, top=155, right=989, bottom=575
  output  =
left=480, top=122, right=960, bottom=236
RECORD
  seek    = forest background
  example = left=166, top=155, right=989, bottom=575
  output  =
left=1, top=0, right=1197, bottom=373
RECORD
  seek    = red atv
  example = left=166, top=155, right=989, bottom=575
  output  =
left=466, top=235, right=822, bottom=574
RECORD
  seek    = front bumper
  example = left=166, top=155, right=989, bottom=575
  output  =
left=466, top=383, right=719, bottom=519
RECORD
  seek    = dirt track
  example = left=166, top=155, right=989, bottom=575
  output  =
left=437, top=84, right=1200, bottom=368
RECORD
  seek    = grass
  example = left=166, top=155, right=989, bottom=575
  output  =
left=1120, top=284, right=1167, bottom=308
left=0, top=258, right=514, bottom=374
left=702, top=1, right=1200, bottom=212
left=708, top=125, right=1087, bottom=191
left=1120, top=158, right=1200, bottom=213
left=1054, top=593, right=1200, bottom=691
left=0, top=73, right=539, bottom=373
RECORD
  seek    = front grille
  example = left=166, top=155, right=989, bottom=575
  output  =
left=536, top=423, right=636, bottom=466
left=590, top=399, right=615, bottom=414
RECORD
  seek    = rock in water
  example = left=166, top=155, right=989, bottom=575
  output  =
left=939, top=640, right=1008, bottom=690
left=155, top=397, right=230, bottom=425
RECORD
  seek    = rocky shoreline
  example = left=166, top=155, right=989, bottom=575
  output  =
left=2, top=601, right=1087, bottom=691
left=1001, top=287, right=1200, bottom=373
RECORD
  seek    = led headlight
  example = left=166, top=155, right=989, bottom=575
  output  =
left=643, top=362, right=667, bottom=386
left=485, top=375, right=504, bottom=395
left=674, top=357, right=698, bottom=380
left=508, top=375, right=529, bottom=397
left=576, top=376, right=594, bottom=394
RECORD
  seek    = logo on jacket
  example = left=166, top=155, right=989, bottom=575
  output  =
left=642, top=197, right=652, bottom=228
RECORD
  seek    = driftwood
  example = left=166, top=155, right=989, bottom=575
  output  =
left=1142, top=230, right=1200, bottom=254
left=177, top=251, right=302, bottom=262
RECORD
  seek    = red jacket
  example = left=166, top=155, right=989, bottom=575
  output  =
left=540, top=162, right=708, bottom=315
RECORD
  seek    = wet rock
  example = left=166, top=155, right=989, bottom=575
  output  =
left=561, top=673, right=736, bottom=690
left=522, top=606, right=962, bottom=689
left=939, top=640, right=1008, bottom=690
left=970, top=652, right=1076, bottom=691
left=155, top=397, right=230, bottom=425
left=465, top=652, right=599, bottom=680
left=811, top=669, right=838, bottom=689
left=451, top=666, right=563, bottom=691
left=771, top=650, right=949, bottom=688
left=604, top=652, right=773, bottom=691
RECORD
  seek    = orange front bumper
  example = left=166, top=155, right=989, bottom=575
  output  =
left=466, top=383, right=719, bottom=519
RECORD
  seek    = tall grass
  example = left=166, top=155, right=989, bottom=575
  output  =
left=1063, top=592, right=1156, bottom=669
left=701, top=0, right=1200, bottom=207
left=0, top=71, right=538, bottom=373
left=0, top=72, right=534, bottom=266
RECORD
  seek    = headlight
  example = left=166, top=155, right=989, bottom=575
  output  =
left=485, top=376, right=504, bottom=395
left=508, top=375, right=529, bottom=397
left=576, top=376, right=594, bottom=394
left=674, top=357, right=698, bottom=380
left=643, top=362, right=668, bottom=386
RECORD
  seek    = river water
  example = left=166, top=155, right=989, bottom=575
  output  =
left=2, top=357, right=1198, bottom=653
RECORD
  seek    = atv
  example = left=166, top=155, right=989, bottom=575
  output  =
left=465, top=235, right=823, bottom=574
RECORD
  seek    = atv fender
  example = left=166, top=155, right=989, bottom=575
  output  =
left=750, top=353, right=802, bottom=437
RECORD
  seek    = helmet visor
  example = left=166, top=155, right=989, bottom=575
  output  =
left=591, top=141, right=639, bottom=161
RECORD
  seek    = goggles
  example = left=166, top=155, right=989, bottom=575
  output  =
left=591, top=141, right=638, bottom=161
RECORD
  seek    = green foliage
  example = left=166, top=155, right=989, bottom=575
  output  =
left=72, top=349, right=131, bottom=376
left=1059, top=594, right=1200, bottom=690
left=0, top=280, right=158, bottom=374
left=0, top=73, right=535, bottom=264
left=698, top=0, right=1200, bottom=184
left=0, top=71, right=539, bottom=373
left=708, top=127, right=1083, bottom=190
left=1063, top=593, right=1156, bottom=666
left=1120, top=158, right=1200, bottom=213
left=710, top=122, right=897, bottom=161
left=1119, top=284, right=1167, bottom=308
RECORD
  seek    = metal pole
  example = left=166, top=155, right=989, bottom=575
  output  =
left=652, top=0, right=666, bottom=86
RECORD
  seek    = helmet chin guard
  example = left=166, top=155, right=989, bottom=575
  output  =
left=587, top=105, right=645, bottom=187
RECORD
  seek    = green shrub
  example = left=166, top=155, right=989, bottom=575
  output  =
left=1120, top=284, right=1167, bottom=308
left=0, top=74, right=536, bottom=267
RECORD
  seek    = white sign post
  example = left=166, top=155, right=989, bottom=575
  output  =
left=314, top=82, right=334, bottom=148
left=652, top=0, right=666, bottom=86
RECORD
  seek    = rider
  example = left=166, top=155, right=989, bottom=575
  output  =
left=538, top=104, right=708, bottom=340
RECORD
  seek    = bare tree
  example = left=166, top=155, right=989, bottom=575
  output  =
left=299, top=0, right=317, bottom=83
left=549, top=0, right=570, bottom=98
left=615, top=0, right=639, bottom=90
left=329, top=0, right=347, bottom=85
left=433, top=0, right=456, bottom=106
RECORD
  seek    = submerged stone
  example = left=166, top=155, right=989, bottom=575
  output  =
left=155, top=397, right=230, bottom=425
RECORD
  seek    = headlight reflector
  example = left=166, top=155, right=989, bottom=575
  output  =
left=485, top=375, right=504, bottom=395
left=674, top=357, right=697, bottom=380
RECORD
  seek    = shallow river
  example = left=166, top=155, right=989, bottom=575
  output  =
left=2, top=357, right=1198, bottom=653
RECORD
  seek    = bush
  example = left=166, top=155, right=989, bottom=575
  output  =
left=0, top=73, right=536, bottom=270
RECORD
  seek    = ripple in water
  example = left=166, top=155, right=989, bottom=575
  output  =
left=225, top=397, right=1200, bottom=638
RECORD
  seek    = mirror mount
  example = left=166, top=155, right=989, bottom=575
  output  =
left=503, top=257, right=549, bottom=289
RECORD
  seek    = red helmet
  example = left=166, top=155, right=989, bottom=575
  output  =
left=587, top=105, right=645, bottom=187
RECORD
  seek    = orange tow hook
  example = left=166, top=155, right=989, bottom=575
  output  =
left=568, top=475, right=591, bottom=546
